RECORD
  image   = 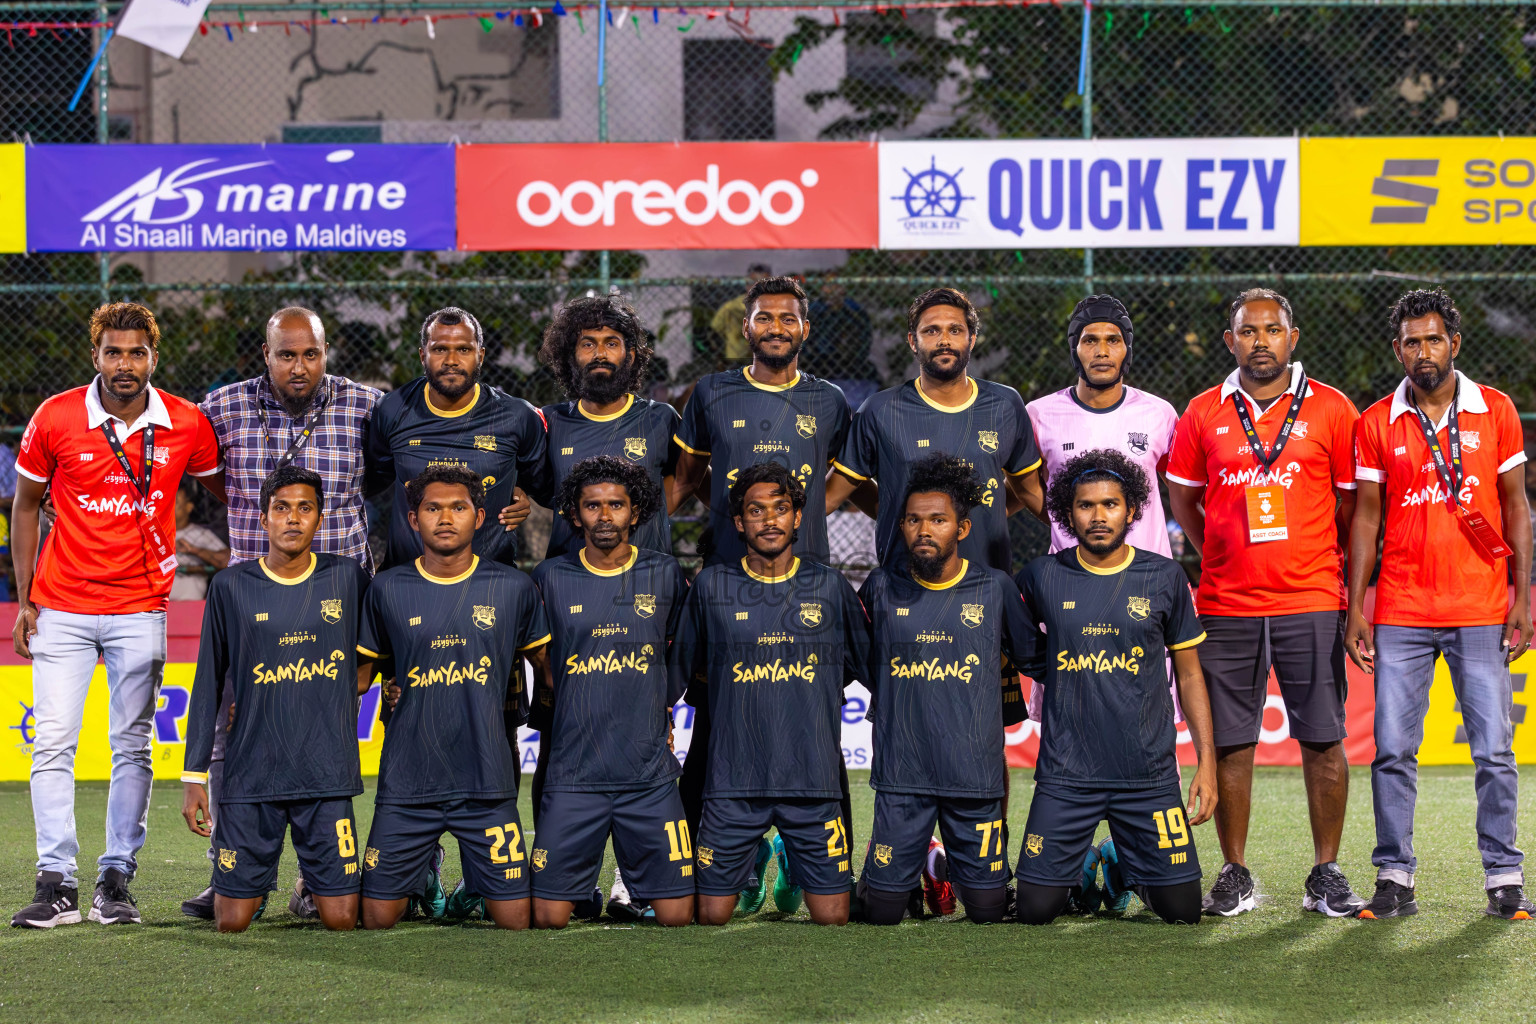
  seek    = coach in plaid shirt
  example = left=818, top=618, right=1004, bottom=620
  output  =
left=200, top=306, right=382, bottom=570
left=184, top=305, right=381, bottom=920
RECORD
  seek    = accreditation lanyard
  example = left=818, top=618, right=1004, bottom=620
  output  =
left=1410, top=384, right=1512, bottom=559
left=258, top=385, right=331, bottom=472
left=1231, top=368, right=1306, bottom=545
left=99, top=420, right=178, bottom=576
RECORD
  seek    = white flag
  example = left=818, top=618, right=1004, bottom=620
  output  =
left=115, top=0, right=214, bottom=60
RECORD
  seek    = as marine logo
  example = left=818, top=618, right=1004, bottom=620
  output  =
left=961, top=603, right=984, bottom=628
left=320, top=598, right=342, bottom=624
left=473, top=605, right=496, bottom=630
left=218, top=848, right=237, bottom=872
left=874, top=844, right=893, bottom=867
left=799, top=602, right=822, bottom=627
left=977, top=430, right=999, bottom=453
left=634, top=593, right=656, bottom=618
left=623, top=436, right=647, bottom=461
left=1127, top=596, right=1151, bottom=621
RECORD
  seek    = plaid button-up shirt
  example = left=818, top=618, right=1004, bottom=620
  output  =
left=201, top=373, right=383, bottom=571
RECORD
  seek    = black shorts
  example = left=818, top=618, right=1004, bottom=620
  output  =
left=213, top=797, right=360, bottom=899
left=362, top=797, right=530, bottom=901
left=1016, top=782, right=1202, bottom=887
left=1199, top=611, right=1348, bottom=746
left=532, top=783, right=695, bottom=902
left=695, top=797, right=851, bottom=897
left=861, top=792, right=1010, bottom=893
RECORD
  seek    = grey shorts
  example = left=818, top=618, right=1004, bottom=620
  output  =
left=1197, top=610, right=1348, bottom=747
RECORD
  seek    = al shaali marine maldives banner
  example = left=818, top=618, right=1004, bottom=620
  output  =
left=26, top=144, right=456, bottom=251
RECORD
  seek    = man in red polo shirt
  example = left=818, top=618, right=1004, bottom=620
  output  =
left=1347, top=287, right=1533, bottom=921
left=1167, top=288, right=1365, bottom=918
left=9, top=303, right=223, bottom=930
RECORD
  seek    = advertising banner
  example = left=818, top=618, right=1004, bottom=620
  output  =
left=1301, top=136, right=1536, bottom=245
left=880, top=138, right=1300, bottom=249
left=26, top=144, right=457, bottom=252
left=0, top=144, right=23, bottom=253
left=456, top=142, right=880, bottom=251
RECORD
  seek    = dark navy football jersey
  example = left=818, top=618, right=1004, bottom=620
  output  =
left=674, top=368, right=851, bottom=566
left=530, top=547, right=688, bottom=792
left=366, top=378, right=550, bottom=569
left=541, top=395, right=680, bottom=559
left=668, top=558, right=871, bottom=799
left=860, top=560, right=1037, bottom=798
left=835, top=378, right=1042, bottom=571
left=1015, top=547, right=1205, bottom=790
left=358, top=556, right=551, bottom=804
left=184, top=554, right=370, bottom=803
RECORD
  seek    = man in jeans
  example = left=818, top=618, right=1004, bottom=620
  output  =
left=1347, top=287, right=1534, bottom=920
left=9, top=302, right=224, bottom=928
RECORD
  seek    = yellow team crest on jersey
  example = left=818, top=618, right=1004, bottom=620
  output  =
left=635, top=594, right=656, bottom=618
left=364, top=847, right=380, bottom=870
left=474, top=435, right=497, bottom=452
left=696, top=847, right=715, bottom=869
left=874, top=844, right=893, bottom=867
left=795, top=414, right=817, bottom=438
left=320, top=599, right=342, bottom=624
left=799, top=602, right=823, bottom=628
left=961, top=603, right=984, bottom=628
left=532, top=849, right=548, bottom=872
left=218, top=848, right=237, bottom=872
left=1127, top=596, right=1151, bottom=621
left=623, top=436, right=648, bottom=461
left=1025, top=834, right=1044, bottom=858
left=473, top=605, right=496, bottom=631
left=977, top=430, right=999, bottom=453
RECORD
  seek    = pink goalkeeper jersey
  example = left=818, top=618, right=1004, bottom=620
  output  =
left=1026, top=385, right=1179, bottom=555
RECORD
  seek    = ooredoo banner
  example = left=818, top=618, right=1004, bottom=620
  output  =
left=26, top=144, right=457, bottom=251
left=456, top=142, right=880, bottom=250
left=880, top=138, right=1300, bottom=249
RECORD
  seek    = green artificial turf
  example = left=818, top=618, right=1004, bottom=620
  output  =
left=0, top=768, right=1529, bottom=1024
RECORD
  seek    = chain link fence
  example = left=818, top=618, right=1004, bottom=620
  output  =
left=4, top=0, right=1535, bottom=569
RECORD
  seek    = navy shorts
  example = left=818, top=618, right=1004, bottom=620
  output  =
left=696, top=797, right=851, bottom=897
left=213, top=797, right=361, bottom=899
left=861, top=792, right=1010, bottom=893
left=1016, top=782, right=1202, bottom=887
left=532, top=782, right=695, bottom=902
left=362, top=797, right=530, bottom=901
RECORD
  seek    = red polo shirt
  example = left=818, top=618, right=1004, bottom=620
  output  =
left=17, top=380, right=222, bottom=614
left=1355, top=371, right=1526, bottom=627
left=1166, top=363, right=1359, bottom=617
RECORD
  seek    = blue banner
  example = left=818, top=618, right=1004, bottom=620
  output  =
left=26, top=144, right=456, bottom=251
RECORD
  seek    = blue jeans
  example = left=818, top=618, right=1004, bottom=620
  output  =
left=1371, top=624, right=1523, bottom=889
left=29, top=608, right=166, bottom=887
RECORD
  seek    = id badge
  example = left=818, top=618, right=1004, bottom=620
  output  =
left=1458, top=506, right=1513, bottom=559
left=1245, top=484, right=1289, bottom=543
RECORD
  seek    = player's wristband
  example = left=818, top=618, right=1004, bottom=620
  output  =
left=180, top=772, right=209, bottom=785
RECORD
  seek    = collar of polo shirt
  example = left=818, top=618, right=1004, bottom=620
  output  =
left=1388, top=368, right=1487, bottom=431
left=1217, top=360, right=1314, bottom=411
left=84, top=374, right=172, bottom=437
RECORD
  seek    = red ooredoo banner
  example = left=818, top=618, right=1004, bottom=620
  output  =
left=456, top=142, right=880, bottom=251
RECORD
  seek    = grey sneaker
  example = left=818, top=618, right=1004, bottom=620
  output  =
left=1358, top=879, right=1416, bottom=920
left=1486, top=885, right=1535, bottom=921
left=11, top=871, right=82, bottom=929
left=1202, top=862, right=1256, bottom=917
left=88, top=868, right=140, bottom=925
left=1302, top=863, right=1365, bottom=918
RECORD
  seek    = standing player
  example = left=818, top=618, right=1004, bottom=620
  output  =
left=356, top=465, right=551, bottom=931
left=1347, top=288, right=1533, bottom=920
left=673, top=276, right=852, bottom=567
left=529, top=456, right=692, bottom=928
left=858, top=455, right=1036, bottom=925
left=180, top=466, right=372, bottom=932
left=538, top=296, right=682, bottom=558
left=826, top=287, right=1044, bottom=570
left=1166, top=288, right=1365, bottom=918
left=1014, top=450, right=1217, bottom=926
left=670, top=465, right=871, bottom=925
left=367, top=307, right=547, bottom=570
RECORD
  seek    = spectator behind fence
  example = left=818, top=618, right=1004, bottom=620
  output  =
left=170, top=485, right=229, bottom=601
left=807, top=275, right=879, bottom=411
left=709, top=263, right=772, bottom=367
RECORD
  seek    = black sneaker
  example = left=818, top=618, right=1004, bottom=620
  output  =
left=88, top=868, right=141, bottom=925
left=1358, top=879, right=1416, bottom=920
left=11, top=871, right=82, bottom=929
left=1202, top=863, right=1256, bottom=917
left=181, top=885, right=216, bottom=920
left=572, top=885, right=605, bottom=922
left=1486, top=885, right=1535, bottom=920
left=1302, top=863, right=1365, bottom=918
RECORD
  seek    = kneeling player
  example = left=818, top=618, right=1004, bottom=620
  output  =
left=1014, top=450, right=1217, bottom=925
left=858, top=455, right=1036, bottom=925
left=529, top=457, right=692, bottom=928
left=182, top=466, right=373, bottom=932
left=670, top=464, right=871, bottom=926
left=357, top=465, right=551, bottom=930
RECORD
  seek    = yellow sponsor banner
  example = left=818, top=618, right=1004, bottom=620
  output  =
left=0, top=665, right=384, bottom=782
left=0, top=144, right=24, bottom=253
left=1302, top=136, right=1536, bottom=245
